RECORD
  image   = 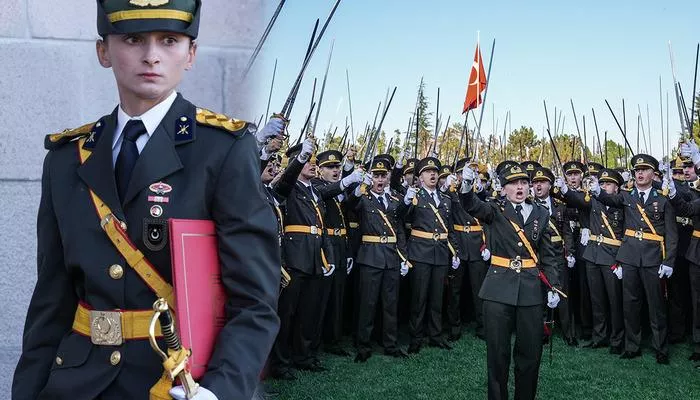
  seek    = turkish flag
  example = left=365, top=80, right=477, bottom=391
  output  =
left=462, top=44, right=487, bottom=114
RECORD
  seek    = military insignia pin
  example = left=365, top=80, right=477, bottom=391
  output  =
left=147, top=195, right=170, bottom=203
left=174, top=115, right=194, bottom=142
left=149, top=182, right=173, bottom=195
left=150, top=205, right=164, bottom=218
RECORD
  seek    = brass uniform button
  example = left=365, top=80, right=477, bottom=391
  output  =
left=109, top=264, right=124, bottom=280
left=517, top=242, right=523, bottom=247
left=110, top=350, right=121, bottom=366
left=55, top=356, right=63, bottom=366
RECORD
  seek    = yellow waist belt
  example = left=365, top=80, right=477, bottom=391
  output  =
left=490, top=255, right=537, bottom=271
left=326, top=228, right=348, bottom=236
left=693, top=230, right=700, bottom=239
left=453, top=224, right=483, bottom=233
left=349, top=222, right=360, bottom=229
left=362, top=235, right=397, bottom=244
left=411, top=230, right=448, bottom=241
left=551, top=236, right=563, bottom=243
left=73, top=303, right=162, bottom=345
left=624, top=229, right=663, bottom=243
left=285, top=225, right=322, bottom=235
left=592, top=234, right=622, bottom=247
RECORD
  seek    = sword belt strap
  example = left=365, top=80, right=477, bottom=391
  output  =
left=428, top=203, right=457, bottom=256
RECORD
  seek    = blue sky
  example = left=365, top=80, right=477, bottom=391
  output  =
left=253, top=0, right=698, bottom=161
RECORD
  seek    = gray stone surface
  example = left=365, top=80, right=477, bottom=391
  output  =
left=197, top=0, right=264, bottom=49
left=28, top=0, right=96, bottom=40
left=0, top=0, right=27, bottom=38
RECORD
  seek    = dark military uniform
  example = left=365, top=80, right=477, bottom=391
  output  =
left=348, top=159, right=408, bottom=359
left=563, top=169, right=625, bottom=351
left=461, top=165, right=560, bottom=400
left=399, top=157, right=459, bottom=351
left=13, top=93, right=281, bottom=400
left=595, top=155, right=678, bottom=361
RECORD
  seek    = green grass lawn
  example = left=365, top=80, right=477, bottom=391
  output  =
left=270, top=332, right=700, bottom=400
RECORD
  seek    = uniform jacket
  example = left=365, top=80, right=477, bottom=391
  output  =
left=564, top=190, right=624, bottom=266
left=597, top=187, right=678, bottom=267
left=669, top=190, right=700, bottom=265
left=443, top=187, right=485, bottom=262
left=461, top=191, right=560, bottom=307
left=312, top=178, right=348, bottom=264
left=12, top=94, right=280, bottom=400
left=347, top=189, right=407, bottom=269
left=398, top=187, right=458, bottom=266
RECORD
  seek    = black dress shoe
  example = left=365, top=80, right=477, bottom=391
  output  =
left=620, top=350, right=642, bottom=359
left=475, top=332, right=486, bottom=341
left=669, top=336, right=686, bottom=344
left=385, top=349, right=409, bottom=358
left=542, top=336, right=550, bottom=345
left=590, top=341, right=609, bottom=349
left=564, top=337, right=579, bottom=347
left=269, top=369, right=297, bottom=381
left=407, top=343, right=421, bottom=354
left=428, top=340, right=453, bottom=350
left=688, top=352, right=700, bottom=361
left=609, top=346, right=623, bottom=355
left=296, top=362, right=327, bottom=372
left=656, top=353, right=669, bottom=365
left=326, top=347, right=351, bottom=357
left=447, top=333, right=462, bottom=342
left=354, top=351, right=371, bottom=363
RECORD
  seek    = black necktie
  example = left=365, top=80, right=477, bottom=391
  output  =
left=515, top=204, right=525, bottom=225
left=378, top=195, right=386, bottom=211
left=115, top=120, right=147, bottom=202
left=639, top=191, right=645, bottom=205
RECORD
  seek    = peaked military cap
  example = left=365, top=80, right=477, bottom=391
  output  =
left=316, top=150, right=342, bottom=167
left=671, top=155, right=684, bottom=172
left=97, top=0, right=201, bottom=38
left=496, top=160, right=518, bottom=175
left=375, top=153, right=396, bottom=169
left=285, top=143, right=302, bottom=159
left=563, top=160, right=585, bottom=175
left=403, top=158, right=419, bottom=175
left=499, top=164, right=530, bottom=186
left=531, top=166, right=554, bottom=183
left=439, top=165, right=453, bottom=179
left=455, top=157, right=470, bottom=173
left=417, top=157, right=441, bottom=174
left=586, top=162, right=604, bottom=177
left=598, top=168, right=623, bottom=186
left=631, top=154, right=658, bottom=171
left=370, top=157, right=390, bottom=173
left=520, top=161, right=541, bottom=177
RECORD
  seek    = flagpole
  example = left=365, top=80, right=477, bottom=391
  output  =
left=474, top=38, right=496, bottom=162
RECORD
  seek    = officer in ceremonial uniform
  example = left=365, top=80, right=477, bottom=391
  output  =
left=556, top=168, right=625, bottom=353
left=592, top=154, right=678, bottom=364
left=399, top=157, right=460, bottom=353
left=442, top=158, right=490, bottom=341
left=13, top=2, right=282, bottom=399
left=347, top=158, right=409, bottom=362
left=520, top=160, right=542, bottom=179
left=461, top=164, right=561, bottom=400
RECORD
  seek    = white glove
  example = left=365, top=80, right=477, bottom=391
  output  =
left=400, top=261, right=410, bottom=276
left=612, top=265, right=623, bottom=280
left=324, top=264, right=336, bottom=277
left=680, top=140, right=700, bottom=166
left=554, top=177, right=568, bottom=194
left=664, top=169, right=676, bottom=198
left=397, top=149, right=410, bottom=168
left=404, top=187, right=418, bottom=205
left=170, top=386, right=218, bottom=400
left=580, top=228, right=590, bottom=246
left=547, top=291, right=560, bottom=309
left=451, top=256, right=460, bottom=270
left=658, top=264, right=673, bottom=278
left=442, top=174, right=457, bottom=192
left=362, top=172, right=373, bottom=186
left=341, top=169, right=364, bottom=188
left=588, top=176, right=601, bottom=196
left=346, top=258, right=354, bottom=274
left=474, top=179, right=484, bottom=193
left=492, top=179, right=502, bottom=193
left=297, top=138, right=315, bottom=163
left=621, top=170, right=631, bottom=182
left=481, top=247, right=491, bottom=261
left=462, top=167, right=477, bottom=184
left=566, top=255, right=576, bottom=269
left=255, top=117, right=285, bottom=146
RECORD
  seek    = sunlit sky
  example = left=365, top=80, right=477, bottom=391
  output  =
left=252, top=0, right=699, bottom=161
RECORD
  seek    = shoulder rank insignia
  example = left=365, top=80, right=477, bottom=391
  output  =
left=45, top=121, right=100, bottom=150
left=195, top=108, right=253, bottom=138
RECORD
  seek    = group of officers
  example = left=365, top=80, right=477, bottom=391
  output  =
left=258, top=131, right=700, bottom=400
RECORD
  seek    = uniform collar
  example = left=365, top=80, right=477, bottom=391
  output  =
left=112, top=90, right=178, bottom=152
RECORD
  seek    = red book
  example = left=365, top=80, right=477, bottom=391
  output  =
left=169, top=219, right=226, bottom=380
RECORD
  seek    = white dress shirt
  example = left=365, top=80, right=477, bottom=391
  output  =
left=111, top=90, right=178, bottom=166
left=511, top=201, right=533, bottom=222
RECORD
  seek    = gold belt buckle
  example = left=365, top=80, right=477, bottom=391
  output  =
left=596, top=234, right=604, bottom=244
left=334, top=228, right=341, bottom=236
left=310, top=226, right=318, bottom=235
left=380, top=236, right=389, bottom=244
left=464, top=226, right=471, bottom=233
left=89, top=310, right=123, bottom=346
left=432, top=233, right=440, bottom=240
left=634, top=230, right=643, bottom=241
left=509, top=256, right=523, bottom=273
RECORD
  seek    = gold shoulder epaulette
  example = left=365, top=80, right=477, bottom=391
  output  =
left=195, top=108, right=252, bottom=136
left=45, top=122, right=97, bottom=150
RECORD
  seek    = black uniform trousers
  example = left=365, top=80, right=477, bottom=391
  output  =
left=668, top=254, right=691, bottom=342
left=343, top=225, right=361, bottom=337
left=557, top=263, right=575, bottom=341
left=483, top=300, right=543, bottom=400
left=689, top=263, right=700, bottom=353
left=621, top=263, right=669, bottom=355
left=356, top=264, right=400, bottom=353
left=271, top=269, right=321, bottom=371
left=446, top=259, right=488, bottom=337
left=319, top=237, right=347, bottom=351
left=575, top=249, right=593, bottom=339
left=586, top=262, right=624, bottom=347
left=409, top=262, right=448, bottom=345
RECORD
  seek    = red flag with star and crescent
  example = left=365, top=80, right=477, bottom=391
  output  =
left=462, top=44, right=487, bottom=114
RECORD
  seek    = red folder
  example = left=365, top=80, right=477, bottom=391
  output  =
left=169, top=219, right=225, bottom=380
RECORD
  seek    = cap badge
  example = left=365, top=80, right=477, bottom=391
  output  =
left=377, top=161, right=385, bottom=169
left=329, top=154, right=336, bottom=161
left=130, top=0, right=170, bottom=6
left=636, top=157, right=644, bottom=164
left=511, top=166, right=522, bottom=174
left=602, top=171, right=609, bottom=177
left=535, top=171, right=543, bottom=177
left=428, top=160, right=435, bottom=166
